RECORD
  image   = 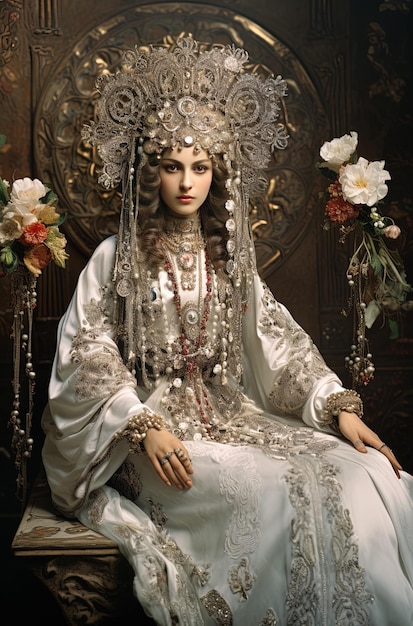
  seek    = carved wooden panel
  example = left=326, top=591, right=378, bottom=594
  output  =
left=32, top=2, right=328, bottom=279
left=0, top=1, right=412, bottom=501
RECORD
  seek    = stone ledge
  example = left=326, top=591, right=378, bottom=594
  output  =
left=11, top=471, right=152, bottom=625
left=12, top=471, right=118, bottom=556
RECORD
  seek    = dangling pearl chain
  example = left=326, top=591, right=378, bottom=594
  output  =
left=133, top=228, right=237, bottom=438
left=9, top=269, right=37, bottom=502
left=162, top=243, right=212, bottom=357
left=161, top=239, right=215, bottom=426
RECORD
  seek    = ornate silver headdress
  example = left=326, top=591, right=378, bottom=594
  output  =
left=82, top=36, right=288, bottom=278
left=84, top=37, right=288, bottom=190
left=82, top=37, right=288, bottom=379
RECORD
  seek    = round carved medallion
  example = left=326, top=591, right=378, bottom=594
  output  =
left=34, top=2, right=328, bottom=273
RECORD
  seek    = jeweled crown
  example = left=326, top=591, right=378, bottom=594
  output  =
left=82, top=37, right=288, bottom=191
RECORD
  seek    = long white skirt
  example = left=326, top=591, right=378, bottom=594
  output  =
left=77, top=432, right=413, bottom=626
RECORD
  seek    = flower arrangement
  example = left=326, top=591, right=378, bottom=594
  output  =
left=0, top=174, right=68, bottom=276
left=317, top=131, right=411, bottom=387
left=0, top=133, right=69, bottom=500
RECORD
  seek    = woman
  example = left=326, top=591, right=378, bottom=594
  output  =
left=42, top=38, right=413, bottom=625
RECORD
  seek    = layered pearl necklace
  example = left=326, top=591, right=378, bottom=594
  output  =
left=162, top=215, right=205, bottom=291
left=134, top=215, right=239, bottom=437
left=160, top=217, right=212, bottom=369
left=160, top=216, right=215, bottom=429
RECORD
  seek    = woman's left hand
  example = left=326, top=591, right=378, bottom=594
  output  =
left=338, top=411, right=403, bottom=479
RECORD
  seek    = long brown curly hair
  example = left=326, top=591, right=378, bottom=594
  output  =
left=137, top=153, right=229, bottom=272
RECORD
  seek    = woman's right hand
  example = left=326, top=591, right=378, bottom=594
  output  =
left=143, top=428, right=193, bottom=489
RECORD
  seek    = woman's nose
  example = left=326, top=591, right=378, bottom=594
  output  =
left=180, top=169, right=192, bottom=190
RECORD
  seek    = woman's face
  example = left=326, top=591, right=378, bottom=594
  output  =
left=159, top=146, right=213, bottom=218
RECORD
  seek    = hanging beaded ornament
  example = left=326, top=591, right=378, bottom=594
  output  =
left=8, top=268, right=37, bottom=502
left=0, top=170, right=69, bottom=501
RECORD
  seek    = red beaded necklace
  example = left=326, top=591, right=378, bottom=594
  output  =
left=162, top=243, right=212, bottom=354
left=161, top=238, right=214, bottom=426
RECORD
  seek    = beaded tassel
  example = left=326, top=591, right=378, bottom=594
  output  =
left=8, top=267, right=37, bottom=503
left=344, top=244, right=375, bottom=387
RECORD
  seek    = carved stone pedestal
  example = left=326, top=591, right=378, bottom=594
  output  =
left=12, top=472, right=153, bottom=624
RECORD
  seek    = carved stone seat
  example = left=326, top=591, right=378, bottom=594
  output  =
left=12, top=471, right=153, bottom=624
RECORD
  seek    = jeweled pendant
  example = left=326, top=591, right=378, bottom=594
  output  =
left=182, top=302, right=200, bottom=340
left=116, top=277, right=132, bottom=297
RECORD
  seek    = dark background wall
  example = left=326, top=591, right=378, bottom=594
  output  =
left=0, top=1, right=412, bottom=623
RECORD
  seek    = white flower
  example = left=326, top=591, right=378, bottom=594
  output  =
left=10, top=177, right=49, bottom=207
left=339, top=157, right=391, bottom=206
left=319, top=131, right=358, bottom=172
left=0, top=217, right=22, bottom=244
left=3, top=201, right=38, bottom=226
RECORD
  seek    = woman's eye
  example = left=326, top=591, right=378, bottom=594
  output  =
left=161, top=163, right=179, bottom=172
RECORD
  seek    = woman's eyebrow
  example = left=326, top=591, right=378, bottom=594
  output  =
left=160, top=157, right=211, bottom=165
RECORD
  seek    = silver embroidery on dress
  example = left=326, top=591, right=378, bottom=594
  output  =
left=216, top=414, right=338, bottom=460
left=86, top=488, right=109, bottom=525
left=112, top=521, right=210, bottom=623
left=260, top=608, right=279, bottom=625
left=147, top=497, right=168, bottom=529
left=284, top=456, right=372, bottom=625
left=170, top=572, right=206, bottom=625
left=228, top=557, right=257, bottom=601
left=70, top=287, right=137, bottom=399
left=201, top=589, right=233, bottom=625
left=215, top=447, right=261, bottom=559
left=259, top=284, right=332, bottom=415
left=107, top=460, right=142, bottom=501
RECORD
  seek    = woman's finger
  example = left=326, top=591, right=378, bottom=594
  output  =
left=168, top=454, right=193, bottom=488
left=338, top=413, right=403, bottom=479
left=173, top=447, right=193, bottom=471
left=377, top=443, right=402, bottom=479
left=153, top=447, right=193, bottom=489
left=160, top=458, right=185, bottom=489
left=352, top=437, right=402, bottom=479
left=352, top=439, right=367, bottom=452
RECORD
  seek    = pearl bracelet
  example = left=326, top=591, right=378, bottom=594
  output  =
left=323, top=390, right=363, bottom=431
left=116, top=409, right=166, bottom=454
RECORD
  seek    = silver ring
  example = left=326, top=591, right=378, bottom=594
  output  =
left=160, top=451, right=175, bottom=465
left=174, top=447, right=183, bottom=457
left=379, top=443, right=388, bottom=451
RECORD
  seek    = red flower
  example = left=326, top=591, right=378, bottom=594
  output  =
left=19, top=221, right=48, bottom=246
left=325, top=180, right=361, bottom=224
